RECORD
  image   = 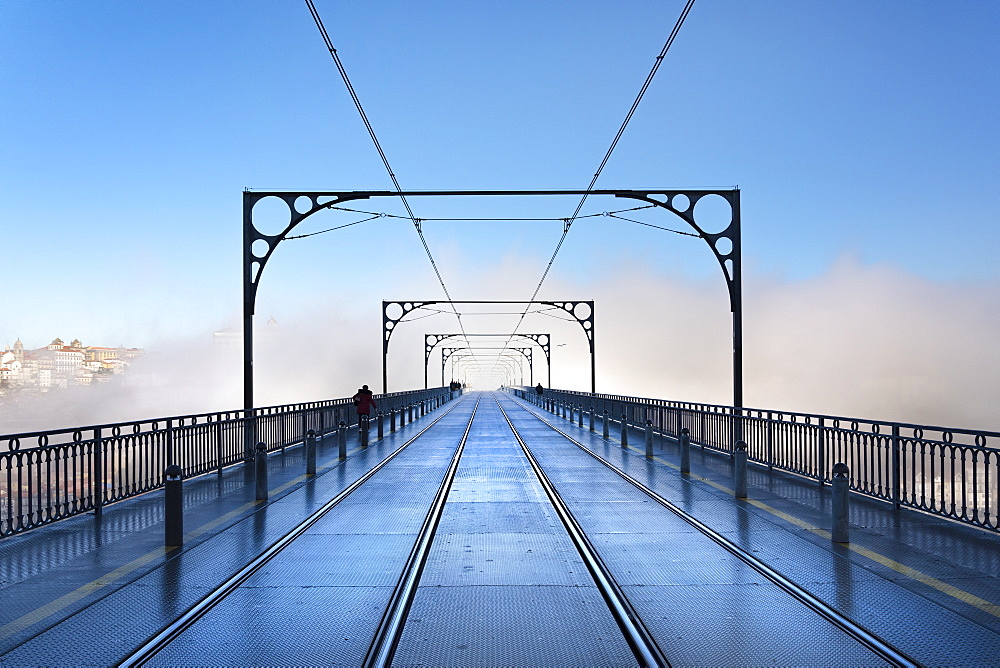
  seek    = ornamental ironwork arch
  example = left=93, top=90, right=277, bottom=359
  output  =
left=385, top=301, right=592, bottom=393
left=440, top=346, right=534, bottom=387
left=242, top=189, right=740, bottom=410
left=426, top=333, right=550, bottom=388
left=447, top=350, right=527, bottom=386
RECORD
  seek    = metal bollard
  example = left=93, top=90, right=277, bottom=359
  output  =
left=377, top=412, right=384, bottom=440
left=578, top=405, right=584, bottom=428
left=589, top=406, right=595, bottom=432
left=832, top=463, right=850, bottom=543
left=621, top=414, right=629, bottom=448
left=338, top=421, right=347, bottom=460
left=420, top=400, right=426, bottom=416
left=255, top=442, right=268, bottom=501
left=410, top=403, right=416, bottom=422
left=164, top=464, right=184, bottom=547
left=305, top=429, right=317, bottom=475
left=734, top=440, right=748, bottom=498
left=390, top=408, right=397, bottom=433
left=360, top=415, right=370, bottom=448
left=603, top=410, right=610, bottom=439
left=680, top=427, right=691, bottom=474
left=645, top=420, right=654, bottom=458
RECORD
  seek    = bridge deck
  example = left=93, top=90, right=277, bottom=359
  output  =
left=1, top=391, right=998, bottom=666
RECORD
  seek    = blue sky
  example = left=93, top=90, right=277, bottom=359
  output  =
left=1, top=1, right=998, bottom=425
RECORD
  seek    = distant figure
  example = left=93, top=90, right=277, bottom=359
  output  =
left=535, top=383, right=544, bottom=396
left=352, top=384, right=377, bottom=418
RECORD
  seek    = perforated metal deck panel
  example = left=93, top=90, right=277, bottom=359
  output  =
left=497, top=395, right=889, bottom=666
left=6, top=392, right=1000, bottom=666
left=392, top=398, right=636, bottom=666
left=0, top=398, right=473, bottom=666
left=500, top=393, right=1000, bottom=667
left=144, top=398, right=480, bottom=667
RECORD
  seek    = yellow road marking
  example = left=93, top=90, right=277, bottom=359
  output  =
left=649, top=449, right=1000, bottom=619
left=538, top=408, right=1000, bottom=621
left=0, top=443, right=365, bottom=640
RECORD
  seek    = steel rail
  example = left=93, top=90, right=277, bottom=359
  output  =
left=117, top=396, right=469, bottom=668
left=505, top=394, right=921, bottom=668
left=362, top=394, right=482, bottom=667
left=493, top=394, right=670, bottom=668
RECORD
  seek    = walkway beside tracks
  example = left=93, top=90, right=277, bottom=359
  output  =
left=1, top=392, right=999, bottom=666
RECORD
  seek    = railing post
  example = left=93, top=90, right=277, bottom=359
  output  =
left=818, top=418, right=826, bottom=486
left=891, top=424, right=901, bottom=509
left=305, top=429, right=317, bottom=475
left=603, top=410, right=610, bottom=439
left=360, top=416, right=370, bottom=448
left=166, top=418, right=175, bottom=467
left=578, top=404, right=584, bottom=428
left=377, top=412, right=384, bottom=440
left=832, top=462, right=850, bottom=543
left=215, top=419, right=224, bottom=475
left=255, top=442, right=268, bottom=501
left=735, top=440, right=748, bottom=498
left=680, top=427, right=691, bottom=474
left=589, top=406, right=595, bottom=432
left=93, top=427, right=104, bottom=515
left=390, top=408, right=397, bottom=433
left=410, top=403, right=416, bottom=423
left=164, top=464, right=183, bottom=547
left=766, top=411, right=774, bottom=471
left=338, top=421, right=347, bottom=460
left=621, top=414, right=629, bottom=448
left=645, top=420, right=653, bottom=458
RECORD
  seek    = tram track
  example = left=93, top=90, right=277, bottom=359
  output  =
left=502, top=393, right=921, bottom=668
left=494, top=395, right=670, bottom=668
left=362, top=394, right=480, bottom=667
left=118, top=395, right=478, bottom=668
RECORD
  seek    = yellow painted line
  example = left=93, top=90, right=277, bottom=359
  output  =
left=641, top=452, right=1000, bottom=619
left=0, top=547, right=176, bottom=639
left=0, top=443, right=367, bottom=640
left=537, top=409, right=1000, bottom=621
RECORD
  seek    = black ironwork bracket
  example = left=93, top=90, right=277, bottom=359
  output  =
left=242, top=189, right=740, bottom=410
left=426, top=333, right=549, bottom=388
left=383, top=301, right=591, bottom=393
left=439, top=346, right=534, bottom=387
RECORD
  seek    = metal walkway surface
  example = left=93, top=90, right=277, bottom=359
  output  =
left=1, top=391, right=999, bottom=666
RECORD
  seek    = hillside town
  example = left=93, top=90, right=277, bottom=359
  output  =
left=0, top=337, right=143, bottom=395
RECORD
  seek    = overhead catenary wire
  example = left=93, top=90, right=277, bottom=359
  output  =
left=496, top=0, right=698, bottom=378
left=303, top=0, right=479, bottom=368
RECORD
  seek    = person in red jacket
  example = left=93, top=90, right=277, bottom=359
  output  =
left=352, top=385, right=377, bottom=418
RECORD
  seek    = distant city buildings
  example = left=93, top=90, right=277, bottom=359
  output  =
left=0, top=337, right=143, bottom=395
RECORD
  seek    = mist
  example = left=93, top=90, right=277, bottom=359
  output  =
left=2, top=254, right=997, bottom=435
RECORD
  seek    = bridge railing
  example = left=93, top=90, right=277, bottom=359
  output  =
left=0, top=387, right=453, bottom=537
left=509, top=387, right=1000, bottom=533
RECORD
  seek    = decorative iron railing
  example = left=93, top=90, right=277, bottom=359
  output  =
left=509, top=387, right=1000, bottom=533
left=1, top=387, right=454, bottom=537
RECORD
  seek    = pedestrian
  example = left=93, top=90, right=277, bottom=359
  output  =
left=535, top=383, right=544, bottom=396
left=352, top=384, right=377, bottom=418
